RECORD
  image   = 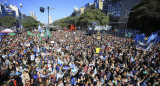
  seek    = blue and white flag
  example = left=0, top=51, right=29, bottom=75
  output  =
left=136, top=42, right=153, bottom=51
left=147, top=33, right=158, bottom=43
left=156, top=36, right=160, bottom=43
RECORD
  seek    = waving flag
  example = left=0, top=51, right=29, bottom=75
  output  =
left=156, top=36, right=160, bottom=43
left=27, top=31, right=34, bottom=36
left=38, top=24, right=42, bottom=33
left=44, top=28, right=51, bottom=38
left=147, top=33, right=158, bottom=43
left=134, top=33, right=157, bottom=51
left=139, top=33, right=145, bottom=43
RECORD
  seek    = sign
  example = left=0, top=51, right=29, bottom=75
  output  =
left=97, top=35, right=101, bottom=40
left=96, top=48, right=100, bottom=53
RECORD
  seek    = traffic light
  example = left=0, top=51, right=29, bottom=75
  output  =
left=40, top=7, right=44, bottom=13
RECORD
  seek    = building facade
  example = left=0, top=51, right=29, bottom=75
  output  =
left=84, top=3, right=94, bottom=8
left=103, top=0, right=142, bottom=28
left=30, top=11, right=37, bottom=20
left=9, top=5, right=20, bottom=19
left=49, top=16, right=52, bottom=24
left=94, top=0, right=103, bottom=10
left=0, top=3, right=6, bottom=17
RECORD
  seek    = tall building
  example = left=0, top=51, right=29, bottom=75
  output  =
left=103, top=0, right=142, bottom=28
left=0, top=3, right=5, bottom=17
left=84, top=3, right=94, bottom=8
left=0, top=2, right=26, bottom=20
left=9, top=5, right=20, bottom=19
left=49, top=16, right=52, bottom=24
left=71, top=4, right=92, bottom=17
left=30, top=11, right=37, bottom=20
left=94, top=0, right=103, bottom=10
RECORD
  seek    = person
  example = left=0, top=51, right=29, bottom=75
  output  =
left=0, top=28, right=159, bottom=86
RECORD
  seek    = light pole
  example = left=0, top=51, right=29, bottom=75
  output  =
left=47, top=7, right=54, bottom=25
left=124, top=9, right=129, bottom=37
left=40, top=6, right=54, bottom=26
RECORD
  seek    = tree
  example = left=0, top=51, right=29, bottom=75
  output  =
left=128, top=0, right=160, bottom=34
left=54, top=8, right=109, bottom=30
left=54, top=16, right=80, bottom=27
left=21, top=16, right=38, bottom=28
left=0, top=16, right=16, bottom=28
left=79, top=9, right=109, bottom=28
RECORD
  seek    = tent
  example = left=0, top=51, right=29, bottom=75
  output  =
left=0, top=29, right=14, bottom=33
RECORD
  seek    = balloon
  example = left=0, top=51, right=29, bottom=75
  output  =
left=19, top=3, right=22, bottom=7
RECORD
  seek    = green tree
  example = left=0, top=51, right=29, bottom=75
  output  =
left=128, top=0, right=160, bottom=34
left=0, top=16, right=16, bottom=28
left=79, top=9, right=109, bottom=28
left=21, top=16, right=38, bottom=28
left=54, top=8, right=109, bottom=29
left=54, top=16, right=80, bottom=27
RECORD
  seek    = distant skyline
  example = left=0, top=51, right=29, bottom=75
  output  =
left=0, top=0, right=93, bottom=24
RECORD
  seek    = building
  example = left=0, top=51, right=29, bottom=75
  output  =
left=49, top=16, right=52, bottom=24
left=21, top=13, right=26, bottom=19
left=30, top=11, right=37, bottom=20
left=103, top=0, right=142, bottom=28
left=9, top=5, right=20, bottom=19
left=0, top=3, right=6, bottom=17
left=84, top=3, right=94, bottom=8
left=94, top=0, right=103, bottom=10
left=71, top=4, right=92, bottom=17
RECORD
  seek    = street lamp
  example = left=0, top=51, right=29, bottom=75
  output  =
left=124, top=9, right=132, bottom=37
left=40, top=6, right=54, bottom=25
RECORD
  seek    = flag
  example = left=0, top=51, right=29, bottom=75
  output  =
left=147, top=33, right=158, bottom=43
left=136, top=42, right=153, bottom=51
left=156, top=36, right=160, bottom=43
left=139, top=34, right=145, bottom=43
left=44, top=28, right=51, bottom=38
left=71, top=68, right=77, bottom=73
left=94, top=68, right=97, bottom=75
left=38, top=33, right=42, bottom=41
left=27, top=31, right=34, bottom=36
left=8, top=33, right=16, bottom=36
left=134, top=34, right=140, bottom=44
left=38, top=24, right=42, bottom=33
left=145, top=37, right=148, bottom=40
left=0, top=36, right=1, bottom=41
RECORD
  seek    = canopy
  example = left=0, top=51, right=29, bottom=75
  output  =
left=0, top=29, right=14, bottom=33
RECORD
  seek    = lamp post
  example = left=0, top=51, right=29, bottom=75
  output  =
left=40, top=6, right=54, bottom=26
left=47, top=7, right=54, bottom=26
left=124, top=9, right=129, bottom=37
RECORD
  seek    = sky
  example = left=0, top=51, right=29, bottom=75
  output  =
left=0, top=0, right=93, bottom=24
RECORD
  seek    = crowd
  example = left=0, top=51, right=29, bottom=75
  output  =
left=0, top=29, right=159, bottom=86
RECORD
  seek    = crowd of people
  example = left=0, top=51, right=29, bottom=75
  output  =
left=0, top=29, right=159, bottom=86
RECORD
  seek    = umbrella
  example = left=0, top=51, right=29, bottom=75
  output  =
left=8, top=32, right=16, bottom=36
left=0, top=29, right=14, bottom=33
